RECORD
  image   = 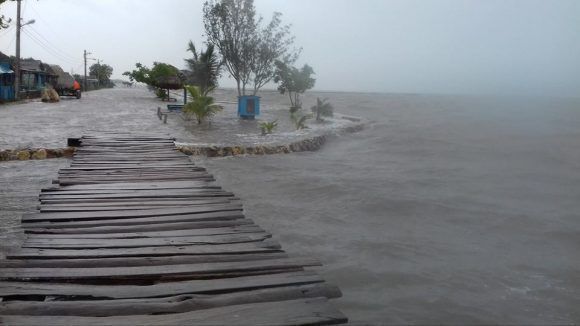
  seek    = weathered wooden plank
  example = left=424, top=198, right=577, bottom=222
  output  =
left=57, top=176, right=215, bottom=185
left=25, top=218, right=253, bottom=234
left=0, top=297, right=347, bottom=325
left=0, top=257, right=319, bottom=281
left=22, top=204, right=243, bottom=222
left=0, top=270, right=321, bottom=299
left=39, top=202, right=235, bottom=212
left=39, top=190, right=233, bottom=200
left=0, top=284, right=341, bottom=317
left=39, top=198, right=231, bottom=206
left=6, top=239, right=281, bottom=259
left=21, top=211, right=247, bottom=230
left=41, top=181, right=213, bottom=191
left=39, top=199, right=233, bottom=210
left=22, top=233, right=271, bottom=249
left=0, top=252, right=288, bottom=268
left=26, top=225, right=263, bottom=239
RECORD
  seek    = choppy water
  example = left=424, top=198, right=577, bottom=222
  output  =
left=196, top=92, right=580, bottom=324
left=1, top=91, right=579, bottom=324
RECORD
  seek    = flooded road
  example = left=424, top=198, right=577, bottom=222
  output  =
left=0, top=87, right=356, bottom=150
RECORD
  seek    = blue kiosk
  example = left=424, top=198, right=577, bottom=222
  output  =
left=238, top=95, right=260, bottom=119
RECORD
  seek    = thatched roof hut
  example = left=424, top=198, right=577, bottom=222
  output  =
left=155, top=75, right=183, bottom=90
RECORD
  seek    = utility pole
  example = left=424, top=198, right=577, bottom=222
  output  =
left=14, top=0, right=21, bottom=100
left=96, top=59, right=100, bottom=87
left=14, top=0, right=35, bottom=101
left=83, top=50, right=91, bottom=91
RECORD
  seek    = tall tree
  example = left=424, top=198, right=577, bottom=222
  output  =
left=123, top=62, right=181, bottom=88
left=184, top=41, right=221, bottom=95
left=274, top=60, right=315, bottom=110
left=203, top=0, right=299, bottom=96
left=89, top=63, right=113, bottom=86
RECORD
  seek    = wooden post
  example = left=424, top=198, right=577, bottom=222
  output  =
left=183, top=88, right=187, bottom=104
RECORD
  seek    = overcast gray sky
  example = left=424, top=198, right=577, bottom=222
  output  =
left=1, top=0, right=578, bottom=96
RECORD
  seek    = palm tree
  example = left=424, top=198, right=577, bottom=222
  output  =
left=310, top=97, right=334, bottom=122
left=184, top=41, right=220, bottom=96
left=183, top=85, right=223, bottom=124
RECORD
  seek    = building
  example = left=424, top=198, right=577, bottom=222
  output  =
left=0, top=51, right=15, bottom=102
left=19, top=58, right=49, bottom=98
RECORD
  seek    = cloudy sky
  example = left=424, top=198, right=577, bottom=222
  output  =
left=1, top=0, right=578, bottom=96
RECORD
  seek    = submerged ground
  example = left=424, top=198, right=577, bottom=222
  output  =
left=1, top=88, right=579, bottom=324
left=0, top=86, right=360, bottom=150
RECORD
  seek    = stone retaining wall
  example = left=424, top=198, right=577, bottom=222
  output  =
left=177, top=135, right=327, bottom=157
left=0, top=147, right=76, bottom=161
left=0, top=122, right=364, bottom=161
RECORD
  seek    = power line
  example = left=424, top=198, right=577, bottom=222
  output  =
left=22, top=28, right=82, bottom=65
left=27, top=25, right=78, bottom=62
left=1, top=32, right=16, bottom=52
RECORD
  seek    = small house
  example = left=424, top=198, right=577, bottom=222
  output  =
left=19, top=58, right=49, bottom=98
left=0, top=51, right=14, bottom=102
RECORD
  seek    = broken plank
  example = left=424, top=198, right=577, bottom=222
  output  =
left=0, top=297, right=347, bottom=326
left=0, top=284, right=341, bottom=317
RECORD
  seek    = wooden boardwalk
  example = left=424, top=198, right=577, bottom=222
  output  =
left=0, top=133, right=347, bottom=325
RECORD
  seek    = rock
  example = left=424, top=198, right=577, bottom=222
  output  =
left=62, top=147, right=75, bottom=157
left=206, top=146, right=219, bottom=157
left=0, top=150, right=11, bottom=161
left=32, top=149, right=47, bottom=160
left=46, top=148, right=62, bottom=158
left=179, top=146, right=193, bottom=155
left=17, top=150, right=31, bottom=160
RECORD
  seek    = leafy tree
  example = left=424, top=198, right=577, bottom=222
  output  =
left=0, top=0, right=11, bottom=30
left=89, top=63, right=113, bottom=86
left=203, top=0, right=299, bottom=96
left=184, top=41, right=221, bottom=96
left=123, top=63, right=152, bottom=85
left=274, top=60, right=315, bottom=110
left=123, top=62, right=181, bottom=88
left=311, top=97, right=334, bottom=122
left=183, top=85, right=223, bottom=124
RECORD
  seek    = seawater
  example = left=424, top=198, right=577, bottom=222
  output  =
left=1, top=91, right=578, bottom=324
left=196, top=92, right=580, bottom=324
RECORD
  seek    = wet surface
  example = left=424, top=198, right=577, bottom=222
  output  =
left=1, top=89, right=579, bottom=324
left=0, top=87, right=360, bottom=150
left=0, top=159, right=69, bottom=256
left=197, top=93, right=580, bottom=324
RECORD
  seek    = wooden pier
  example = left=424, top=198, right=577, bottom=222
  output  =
left=0, top=134, right=346, bottom=325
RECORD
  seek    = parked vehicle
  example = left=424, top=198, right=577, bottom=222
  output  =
left=48, top=64, right=81, bottom=99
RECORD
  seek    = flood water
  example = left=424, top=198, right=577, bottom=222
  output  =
left=196, top=92, right=580, bottom=324
left=1, top=90, right=579, bottom=324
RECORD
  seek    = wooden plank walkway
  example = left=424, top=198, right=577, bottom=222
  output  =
left=0, top=133, right=347, bottom=325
